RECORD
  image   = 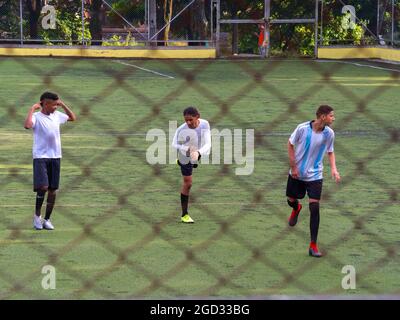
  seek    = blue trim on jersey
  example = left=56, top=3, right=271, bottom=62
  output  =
left=313, top=145, right=326, bottom=171
left=299, top=124, right=312, bottom=177
left=313, top=129, right=329, bottom=175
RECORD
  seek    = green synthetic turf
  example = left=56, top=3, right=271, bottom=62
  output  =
left=0, top=57, right=399, bottom=299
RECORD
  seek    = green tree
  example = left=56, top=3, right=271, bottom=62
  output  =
left=0, top=1, right=20, bottom=39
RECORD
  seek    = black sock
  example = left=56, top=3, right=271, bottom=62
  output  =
left=181, top=193, right=189, bottom=217
left=35, top=191, right=46, bottom=216
left=44, top=192, right=56, bottom=220
left=287, top=199, right=299, bottom=210
left=309, top=202, right=320, bottom=243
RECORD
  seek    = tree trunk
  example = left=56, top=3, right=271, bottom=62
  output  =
left=26, top=0, right=42, bottom=40
left=190, top=0, right=208, bottom=46
left=163, top=0, right=173, bottom=46
left=88, top=0, right=103, bottom=45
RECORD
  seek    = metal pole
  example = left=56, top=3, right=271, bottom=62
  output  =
left=19, top=0, right=23, bottom=45
left=320, top=0, right=324, bottom=45
left=210, top=0, right=214, bottom=47
left=377, top=0, right=380, bottom=40
left=392, top=0, right=395, bottom=47
left=145, top=0, right=150, bottom=41
left=265, top=0, right=271, bottom=58
left=82, top=0, right=85, bottom=45
left=315, top=0, right=318, bottom=58
left=216, top=0, right=220, bottom=56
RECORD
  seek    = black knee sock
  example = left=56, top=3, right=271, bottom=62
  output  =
left=35, top=191, right=46, bottom=216
left=44, top=192, right=56, bottom=220
left=181, top=193, right=189, bottom=217
left=287, top=199, right=299, bottom=210
left=309, top=202, right=320, bottom=243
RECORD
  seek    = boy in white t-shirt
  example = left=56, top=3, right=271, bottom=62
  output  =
left=24, top=92, right=76, bottom=230
left=172, top=107, right=211, bottom=223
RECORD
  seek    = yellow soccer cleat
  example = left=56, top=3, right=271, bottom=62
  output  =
left=181, top=214, right=194, bottom=223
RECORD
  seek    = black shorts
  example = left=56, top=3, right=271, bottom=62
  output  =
left=177, top=159, right=198, bottom=176
left=286, top=175, right=323, bottom=200
left=33, top=158, right=61, bottom=191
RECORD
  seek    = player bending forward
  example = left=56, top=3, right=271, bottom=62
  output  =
left=172, top=107, right=211, bottom=223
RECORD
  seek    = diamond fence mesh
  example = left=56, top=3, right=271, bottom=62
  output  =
left=321, top=0, right=400, bottom=47
left=378, top=0, right=400, bottom=47
left=0, top=1, right=213, bottom=46
left=0, top=1, right=399, bottom=300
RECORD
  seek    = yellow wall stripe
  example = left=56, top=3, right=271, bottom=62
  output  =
left=318, top=47, right=400, bottom=62
left=0, top=46, right=216, bottom=59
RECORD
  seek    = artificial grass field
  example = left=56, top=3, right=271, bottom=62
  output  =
left=0, top=57, right=399, bottom=299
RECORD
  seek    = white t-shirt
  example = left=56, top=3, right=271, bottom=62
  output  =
left=31, top=111, right=69, bottom=159
left=289, top=121, right=335, bottom=181
left=172, top=118, right=211, bottom=159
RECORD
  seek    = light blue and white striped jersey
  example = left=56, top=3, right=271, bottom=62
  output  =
left=289, top=121, right=335, bottom=182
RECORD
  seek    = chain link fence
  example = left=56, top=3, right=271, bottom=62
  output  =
left=0, top=1, right=399, bottom=300
left=0, top=0, right=213, bottom=46
left=321, top=0, right=400, bottom=47
left=378, top=0, right=400, bottom=47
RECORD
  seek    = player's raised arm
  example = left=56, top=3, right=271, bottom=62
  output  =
left=24, top=103, right=41, bottom=129
left=198, top=122, right=211, bottom=157
left=57, top=99, right=76, bottom=121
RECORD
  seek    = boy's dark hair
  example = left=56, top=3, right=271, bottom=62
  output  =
left=183, top=107, right=200, bottom=117
left=316, top=105, right=334, bottom=118
left=40, top=92, right=59, bottom=102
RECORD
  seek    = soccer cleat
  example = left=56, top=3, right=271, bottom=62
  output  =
left=181, top=214, right=194, bottom=223
left=288, top=203, right=302, bottom=227
left=43, top=219, right=55, bottom=230
left=33, top=215, right=43, bottom=230
left=309, top=243, right=322, bottom=258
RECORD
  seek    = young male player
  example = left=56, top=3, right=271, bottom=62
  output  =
left=286, top=105, right=340, bottom=257
left=24, top=92, right=76, bottom=230
left=172, top=107, right=211, bottom=223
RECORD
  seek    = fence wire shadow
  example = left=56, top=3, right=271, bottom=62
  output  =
left=0, top=49, right=399, bottom=299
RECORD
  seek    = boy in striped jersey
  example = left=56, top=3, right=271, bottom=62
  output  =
left=286, top=105, right=341, bottom=257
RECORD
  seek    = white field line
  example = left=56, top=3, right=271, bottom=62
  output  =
left=113, top=60, right=175, bottom=79
left=317, top=59, right=400, bottom=73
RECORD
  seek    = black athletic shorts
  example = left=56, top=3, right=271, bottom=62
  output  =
left=286, top=174, right=323, bottom=200
left=177, top=156, right=200, bottom=177
left=33, top=158, right=61, bottom=191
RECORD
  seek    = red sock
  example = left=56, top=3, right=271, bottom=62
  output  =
left=310, top=242, right=318, bottom=250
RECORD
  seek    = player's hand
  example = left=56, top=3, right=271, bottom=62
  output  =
left=190, top=149, right=200, bottom=162
left=332, top=170, right=341, bottom=183
left=291, top=166, right=299, bottom=179
left=31, top=103, right=41, bottom=111
left=56, top=99, right=66, bottom=108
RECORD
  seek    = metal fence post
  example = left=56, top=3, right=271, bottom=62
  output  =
left=82, top=0, right=85, bottom=45
left=19, top=0, right=23, bottom=45
left=216, top=0, right=220, bottom=56
left=320, top=0, right=324, bottom=45
left=392, top=0, right=395, bottom=47
left=377, top=0, right=380, bottom=40
left=314, top=0, right=319, bottom=58
left=265, top=0, right=271, bottom=58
